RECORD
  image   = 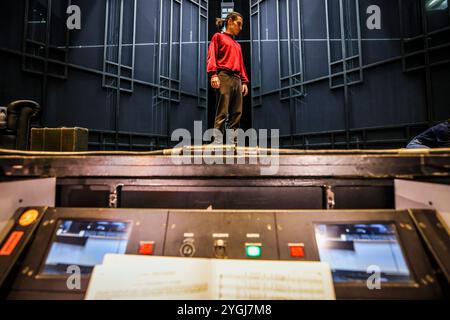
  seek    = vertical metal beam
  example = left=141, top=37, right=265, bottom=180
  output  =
left=22, top=0, right=29, bottom=72
left=250, top=0, right=263, bottom=128
left=102, top=0, right=109, bottom=88
left=420, top=0, right=434, bottom=124
left=257, top=0, right=262, bottom=96
left=42, top=0, right=52, bottom=125
left=286, top=0, right=292, bottom=80
left=64, top=0, right=72, bottom=79
left=355, top=0, right=363, bottom=82
left=131, top=0, right=137, bottom=92
left=179, top=0, right=183, bottom=103
left=297, top=0, right=304, bottom=83
left=325, top=0, right=332, bottom=88
left=168, top=0, right=174, bottom=102
left=276, top=0, right=281, bottom=95
left=197, top=1, right=202, bottom=108
left=115, top=0, right=124, bottom=149
left=158, top=0, right=163, bottom=98
left=152, top=16, right=157, bottom=134
left=339, top=0, right=350, bottom=148
left=157, top=0, right=165, bottom=136
left=286, top=0, right=296, bottom=138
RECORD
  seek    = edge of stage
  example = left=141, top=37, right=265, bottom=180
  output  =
left=0, top=146, right=449, bottom=179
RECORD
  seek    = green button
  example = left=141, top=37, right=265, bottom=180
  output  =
left=246, top=245, right=261, bottom=257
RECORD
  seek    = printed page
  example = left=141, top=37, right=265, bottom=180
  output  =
left=210, top=259, right=335, bottom=300
left=85, top=254, right=212, bottom=300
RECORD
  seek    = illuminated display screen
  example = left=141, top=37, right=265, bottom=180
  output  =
left=42, top=220, right=130, bottom=275
left=314, top=223, right=412, bottom=283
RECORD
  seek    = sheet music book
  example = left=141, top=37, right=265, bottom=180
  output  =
left=85, top=254, right=335, bottom=300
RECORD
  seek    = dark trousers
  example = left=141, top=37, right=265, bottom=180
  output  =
left=214, top=71, right=243, bottom=134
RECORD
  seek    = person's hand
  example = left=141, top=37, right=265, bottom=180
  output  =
left=242, top=84, right=248, bottom=97
left=211, top=75, right=220, bottom=89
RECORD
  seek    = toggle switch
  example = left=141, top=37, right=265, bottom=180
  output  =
left=213, top=239, right=227, bottom=259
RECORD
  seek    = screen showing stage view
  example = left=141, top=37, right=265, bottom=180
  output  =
left=314, top=223, right=412, bottom=283
left=42, top=220, right=130, bottom=275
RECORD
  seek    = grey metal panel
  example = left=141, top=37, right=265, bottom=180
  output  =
left=350, top=62, right=427, bottom=128
left=0, top=52, right=42, bottom=104
left=303, top=41, right=329, bottom=80
left=302, top=0, right=327, bottom=39
left=135, top=0, right=159, bottom=43
left=432, top=64, right=450, bottom=121
left=401, top=0, right=423, bottom=38
left=426, top=2, right=450, bottom=31
left=119, top=85, right=161, bottom=134
left=0, top=0, right=24, bottom=50
left=180, top=44, right=200, bottom=94
left=164, top=211, right=279, bottom=260
left=182, top=0, right=199, bottom=42
left=133, top=45, right=156, bottom=84
left=69, top=47, right=104, bottom=72
left=294, top=81, right=346, bottom=133
left=259, top=0, right=278, bottom=39
left=253, top=94, right=290, bottom=135
left=361, top=40, right=402, bottom=66
left=45, top=69, right=114, bottom=130
left=70, top=0, right=107, bottom=48
left=260, top=41, right=279, bottom=91
left=169, top=95, right=207, bottom=137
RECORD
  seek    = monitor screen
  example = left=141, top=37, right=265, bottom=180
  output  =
left=314, top=223, right=412, bottom=283
left=42, top=220, right=131, bottom=275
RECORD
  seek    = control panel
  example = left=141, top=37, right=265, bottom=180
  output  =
left=0, top=207, right=448, bottom=300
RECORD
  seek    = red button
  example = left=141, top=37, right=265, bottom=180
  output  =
left=289, top=245, right=305, bottom=258
left=139, top=242, right=154, bottom=255
left=0, top=231, right=24, bottom=256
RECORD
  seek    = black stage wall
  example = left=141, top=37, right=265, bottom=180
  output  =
left=250, top=0, right=450, bottom=148
left=0, top=0, right=449, bottom=150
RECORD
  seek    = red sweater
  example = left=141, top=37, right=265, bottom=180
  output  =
left=207, top=32, right=249, bottom=85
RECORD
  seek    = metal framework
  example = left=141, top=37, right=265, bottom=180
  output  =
left=250, top=0, right=450, bottom=149
left=102, top=0, right=137, bottom=93
left=155, top=0, right=181, bottom=103
left=88, top=129, right=168, bottom=151
left=22, top=0, right=70, bottom=80
left=277, top=0, right=305, bottom=101
left=251, top=0, right=305, bottom=103
left=279, top=121, right=436, bottom=149
left=325, top=0, right=363, bottom=90
left=250, top=0, right=263, bottom=108
left=1, top=0, right=211, bottom=150
left=2, top=0, right=449, bottom=150
left=197, top=0, right=208, bottom=109
left=399, top=0, right=450, bottom=124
